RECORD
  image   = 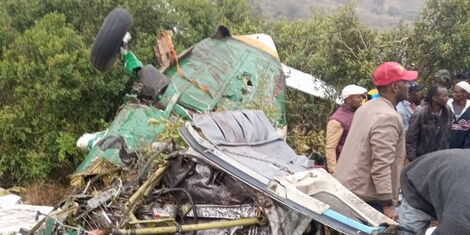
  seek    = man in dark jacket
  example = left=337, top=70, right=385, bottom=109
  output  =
left=406, top=85, right=451, bottom=161
left=447, top=81, right=470, bottom=148
left=398, top=149, right=470, bottom=234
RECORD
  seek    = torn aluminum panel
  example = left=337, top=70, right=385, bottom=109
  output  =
left=185, top=204, right=257, bottom=219
left=74, top=104, right=167, bottom=176
left=180, top=110, right=397, bottom=234
left=86, top=188, right=118, bottom=210
left=184, top=204, right=270, bottom=235
left=282, top=64, right=341, bottom=104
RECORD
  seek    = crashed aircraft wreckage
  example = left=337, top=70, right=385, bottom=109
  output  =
left=29, top=8, right=397, bottom=235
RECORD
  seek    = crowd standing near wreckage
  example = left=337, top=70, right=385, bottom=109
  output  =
left=329, top=63, right=470, bottom=233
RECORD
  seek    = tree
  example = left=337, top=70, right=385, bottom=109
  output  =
left=215, top=0, right=263, bottom=35
left=0, top=13, right=127, bottom=185
left=407, top=0, right=470, bottom=83
left=0, top=11, right=19, bottom=58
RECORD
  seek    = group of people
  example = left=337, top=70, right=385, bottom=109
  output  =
left=324, top=62, right=470, bottom=234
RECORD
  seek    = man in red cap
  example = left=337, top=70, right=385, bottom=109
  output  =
left=335, top=62, right=418, bottom=219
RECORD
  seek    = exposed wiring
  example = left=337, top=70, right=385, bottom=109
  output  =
left=155, top=187, right=198, bottom=235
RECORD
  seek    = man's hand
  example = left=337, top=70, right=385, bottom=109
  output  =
left=89, top=230, right=108, bottom=235
left=383, top=205, right=398, bottom=220
left=327, top=168, right=335, bottom=175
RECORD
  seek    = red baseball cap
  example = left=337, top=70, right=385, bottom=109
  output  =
left=373, top=62, right=418, bottom=86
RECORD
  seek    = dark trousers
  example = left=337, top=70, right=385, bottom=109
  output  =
left=367, top=202, right=384, bottom=213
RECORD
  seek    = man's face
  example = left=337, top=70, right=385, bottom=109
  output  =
left=346, top=94, right=365, bottom=110
left=434, top=87, right=449, bottom=107
left=409, top=90, right=423, bottom=105
left=393, top=80, right=410, bottom=102
left=452, top=86, right=467, bottom=102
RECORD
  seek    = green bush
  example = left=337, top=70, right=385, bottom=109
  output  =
left=407, top=0, right=470, bottom=82
left=0, top=13, right=127, bottom=185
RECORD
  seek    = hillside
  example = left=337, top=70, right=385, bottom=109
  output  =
left=251, top=0, right=425, bottom=29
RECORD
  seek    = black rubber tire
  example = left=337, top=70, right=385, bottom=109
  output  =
left=90, top=8, right=133, bottom=72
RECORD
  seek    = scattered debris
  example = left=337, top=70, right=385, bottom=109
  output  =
left=32, top=141, right=303, bottom=234
left=0, top=188, right=53, bottom=234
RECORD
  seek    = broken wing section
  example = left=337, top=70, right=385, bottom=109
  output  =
left=180, top=110, right=398, bottom=234
left=282, top=64, right=342, bottom=104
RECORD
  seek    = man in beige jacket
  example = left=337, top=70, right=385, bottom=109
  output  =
left=334, top=62, right=418, bottom=219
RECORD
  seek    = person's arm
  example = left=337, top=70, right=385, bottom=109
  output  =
left=406, top=112, right=421, bottom=161
left=463, top=131, right=470, bottom=149
left=325, top=119, right=344, bottom=174
left=442, top=106, right=452, bottom=149
left=370, top=114, right=401, bottom=203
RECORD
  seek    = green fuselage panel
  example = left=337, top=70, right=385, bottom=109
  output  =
left=160, top=37, right=286, bottom=125
left=75, top=104, right=166, bottom=173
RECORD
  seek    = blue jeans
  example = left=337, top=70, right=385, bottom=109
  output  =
left=397, top=198, right=434, bottom=235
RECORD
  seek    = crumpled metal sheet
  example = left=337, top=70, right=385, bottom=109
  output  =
left=86, top=188, right=118, bottom=210
left=163, top=153, right=310, bottom=235
left=264, top=202, right=311, bottom=235
left=163, top=154, right=255, bottom=205
left=192, top=110, right=311, bottom=179
left=185, top=204, right=257, bottom=220
left=185, top=204, right=271, bottom=235
left=193, top=110, right=281, bottom=145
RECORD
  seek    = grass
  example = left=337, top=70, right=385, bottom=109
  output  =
left=23, top=182, right=71, bottom=206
